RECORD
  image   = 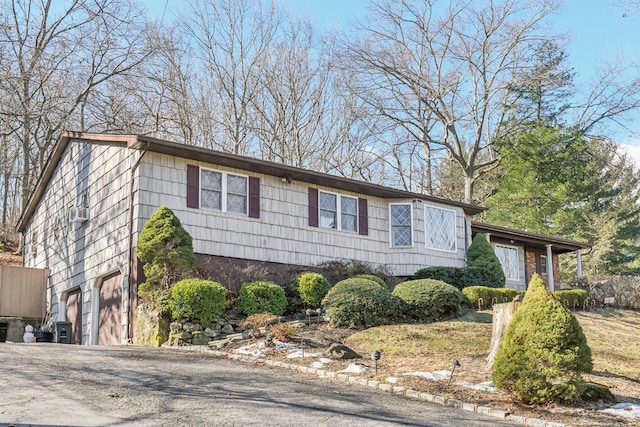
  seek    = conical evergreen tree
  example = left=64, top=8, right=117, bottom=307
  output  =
left=467, top=234, right=506, bottom=287
left=138, top=206, right=195, bottom=292
left=492, top=274, right=592, bottom=404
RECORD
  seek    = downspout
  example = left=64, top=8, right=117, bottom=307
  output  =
left=125, top=145, right=148, bottom=342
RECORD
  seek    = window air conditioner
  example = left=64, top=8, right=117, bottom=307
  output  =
left=70, top=206, right=89, bottom=223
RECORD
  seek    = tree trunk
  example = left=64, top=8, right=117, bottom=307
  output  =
left=486, top=300, right=521, bottom=370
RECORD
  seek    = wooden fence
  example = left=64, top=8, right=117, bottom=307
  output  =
left=0, top=265, right=48, bottom=317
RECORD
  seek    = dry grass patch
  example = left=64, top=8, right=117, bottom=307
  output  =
left=577, top=309, right=640, bottom=378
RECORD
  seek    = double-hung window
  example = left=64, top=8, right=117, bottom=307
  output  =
left=319, top=191, right=357, bottom=232
left=201, top=168, right=247, bottom=214
left=495, top=245, right=519, bottom=280
left=424, top=206, right=457, bottom=252
left=390, top=203, right=412, bottom=247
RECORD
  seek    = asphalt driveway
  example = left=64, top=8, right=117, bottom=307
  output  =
left=0, top=343, right=518, bottom=426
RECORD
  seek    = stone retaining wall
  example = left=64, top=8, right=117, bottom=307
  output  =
left=133, top=302, right=246, bottom=347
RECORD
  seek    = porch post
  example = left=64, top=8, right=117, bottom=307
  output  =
left=576, top=249, right=583, bottom=278
left=546, top=244, right=554, bottom=292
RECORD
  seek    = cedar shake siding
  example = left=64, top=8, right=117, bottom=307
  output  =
left=136, top=152, right=471, bottom=277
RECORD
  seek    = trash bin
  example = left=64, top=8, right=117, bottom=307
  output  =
left=0, top=322, right=7, bottom=342
left=54, top=321, right=72, bottom=344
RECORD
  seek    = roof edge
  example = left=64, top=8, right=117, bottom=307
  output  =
left=471, top=221, right=591, bottom=251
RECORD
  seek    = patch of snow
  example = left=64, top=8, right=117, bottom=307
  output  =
left=338, top=363, right=369, bottom=374
left=274, top=340, right=297, bottom=350
left=600, top=403, right=640, bottom=419
left=386, top=377, right=398, bottom=384
left=457, top=381, right=497, bottom=392
left=310, top=358, right=334, bottom=368
left=286, top=350, right=323, bottom=359
left=398, top=370, right=452, bottom=381
left=232, top=341, right=269, bottom=359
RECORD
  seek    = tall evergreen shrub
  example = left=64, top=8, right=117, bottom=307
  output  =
left=492, top=274, right=592, bottom=404
left=138, top=206, right=195, bottom=298
left=466, top=234, right=506, bottom=287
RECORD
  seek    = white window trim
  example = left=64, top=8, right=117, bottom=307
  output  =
left=200, top=168, right=248, bottom=215
left=495, top=244, right=520, bottom=281
left=318, top=190, right=358, bottom=233
left=389, top=203, right=414, bottom=248
left=424, top=205, right=458, bottom=253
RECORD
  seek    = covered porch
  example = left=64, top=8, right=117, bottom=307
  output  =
left=471, top=221, right=591, bottom=292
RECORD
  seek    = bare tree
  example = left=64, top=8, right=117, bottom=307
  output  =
left=183, top=0, right=283, bottom=155
left=341, top=0, right=559, bottom=203
left=0, top=0, right=150, bottom=223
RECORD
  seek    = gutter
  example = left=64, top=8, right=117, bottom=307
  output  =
left=125, top=143, right=147, bottom=342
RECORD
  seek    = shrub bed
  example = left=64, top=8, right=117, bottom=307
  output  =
left=462, top=286, right=525, bottom=308
left=238, top=281, right=287, bottom=316
left=553, top=289, right=589, bottom=306
left=321, top=278, right=402, bottom=328
left=392, top=279, right=463, bottom=321
left=169, top=279, right=226, bottom=325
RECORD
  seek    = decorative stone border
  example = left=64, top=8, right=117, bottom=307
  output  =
left=174, top=345, right=571, bottom=427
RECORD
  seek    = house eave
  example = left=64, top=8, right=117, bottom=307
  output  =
left=16, top=131, right=486, bottom=233
left=471, top=221, right=591, bottom=254
left=130, top=135, right=486, bottom=215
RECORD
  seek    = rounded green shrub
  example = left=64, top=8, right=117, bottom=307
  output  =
left=392, top=279, right=463, bottom=322
left=293, top=272, right=332, bottom=307
left=492, top=274, right=592, bottom=404
left=321, top=278, right=402, bottom=328
left=467, top=234, right=506, bottom=287
left=353, top=274, right=387, bottom=288
left=169, top=279, right=226, bottom=325
left=238, top=281, right=287, bottom=316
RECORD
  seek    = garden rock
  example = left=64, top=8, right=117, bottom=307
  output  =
left=324, top=343, right=360, bottom=360
left=203, top=327, right=220, bottom=338
left=191, top=333, right=209, bottom=346
left=183, top=322, right=202, bottom=333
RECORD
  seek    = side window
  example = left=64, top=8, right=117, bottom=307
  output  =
left=308, top=188, right=367, bottom=235
left=319, top=192, right=337, bottom=228
left=318, top=191, right=358, bottom=232
left=495, top=245, right=519, bottom=280
left=341, top=196, right=357, bottom=232
left=188, top=165, right=259, bottom=217
left=200, top=168, right=247, bottom=214
left=424, top=205, right=457, bottom=252
left=540, top=255, right=548, bottom=275
left=201, top=169, right=222, bottom=210
left=390, top=204, right=412, bottom=247
left=226, top=174, right=247, bottom=213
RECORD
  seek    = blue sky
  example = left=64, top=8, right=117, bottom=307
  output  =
left=146, top=0, right=640, bottom=162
